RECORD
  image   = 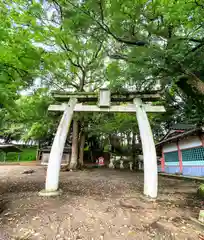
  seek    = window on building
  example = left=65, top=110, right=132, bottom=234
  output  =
left=181, top=147, right=204, bottom=162
left=164, top=151, right=179, bottom=162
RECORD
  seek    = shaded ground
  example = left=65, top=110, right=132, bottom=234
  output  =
left=0, top=166, right=203, bottom=240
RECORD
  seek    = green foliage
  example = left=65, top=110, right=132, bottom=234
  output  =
left=87, top=112, right=138, bottom=138
left=0, top=89, right=56, bottom=144
left=0, top=1, right=44, bottom=109
left=72, top=0, right=204, bottom=96
left=1, top=0, right=204, bottom=145
left=197, top=184, right=204, bottom=199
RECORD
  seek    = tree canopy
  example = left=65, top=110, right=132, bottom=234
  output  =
left=0, top=0, right=204, bottom=146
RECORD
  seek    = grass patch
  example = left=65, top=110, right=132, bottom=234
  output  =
left=0, top=147, right=37, bottom=162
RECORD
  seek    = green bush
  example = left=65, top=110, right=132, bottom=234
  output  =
left=197, top=184, right=204, bottom=199
left=0, top=147, right=37, bottom=162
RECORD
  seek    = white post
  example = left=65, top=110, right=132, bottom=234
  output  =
left=39, top=98, right=77, bottom=196
left=139, top=161, right=142, bottom=170
left=134, top=98, right=158, bottom=198
left=129, top=162, right=133, bottom=171
left=120, top=160, right=124, bottom=169
left=138, top=155, right=143, bottom=170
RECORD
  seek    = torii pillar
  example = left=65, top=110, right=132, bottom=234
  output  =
left=134, top=98, right=158, bottom=198
left=39, top=98, right=77, bottom=196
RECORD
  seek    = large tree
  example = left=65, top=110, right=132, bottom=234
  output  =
left=0, top=1, right=44, bottom=109
left=2, top=0, right=204, bottom=161
left=56, top=0, right=204, bottom=96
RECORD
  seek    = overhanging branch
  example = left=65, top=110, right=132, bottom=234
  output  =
left=59, top=39, right=84, bottom=71
left=87, top=41, right=104, bottom=67
left=195, top=0, right=204, bottom=8
left=52, top=0, right=63, bottom=20
left=185, top=42, right=204, bottom=57
left=178, top=37, right=204, bottom=43
left=65, top=0, right=148, bottom=46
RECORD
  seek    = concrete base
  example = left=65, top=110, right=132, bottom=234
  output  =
left=38, top=189, right=62, bottom=197
left=139, top=194, right=156, bottom=202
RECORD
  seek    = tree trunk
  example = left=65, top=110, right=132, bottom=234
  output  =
left=69, top=119, right=79, bottom=170
left=4, top=134, right=11, bottom=143
left=79, top=70, right=86, bottom=91
left=132, top=132, right=136, bottom=162
left=185, top=71, right=204, bottom=95
left=78, top=132, right=86, bottom=169
left=177, top=71, right=204, bottom=97
left=127, top=132, right=131, bottom=146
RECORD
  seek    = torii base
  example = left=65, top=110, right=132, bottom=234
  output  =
left=38, top=189, right=62, bottom=197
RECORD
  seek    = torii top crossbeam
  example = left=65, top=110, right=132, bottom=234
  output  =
left=49, top=89, right=165, bottom=113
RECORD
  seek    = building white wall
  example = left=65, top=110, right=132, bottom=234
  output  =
left=179, top=136, right=202, bottom=150
left=41, top=153, right=49, bottom=165
left=163, top=143, right=177, bottom=153
left=162, top=135, right=202, bottom=153
left=41, top=152, right=70, bottom=166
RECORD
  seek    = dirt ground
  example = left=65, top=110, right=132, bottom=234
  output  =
left=0, top=166, right=203, bottom=240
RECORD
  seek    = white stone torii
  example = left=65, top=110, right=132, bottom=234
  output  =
left=39, top=89, right=165, bottom=198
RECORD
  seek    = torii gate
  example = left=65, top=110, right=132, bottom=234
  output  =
left=39, top=89, right=165, bottom=198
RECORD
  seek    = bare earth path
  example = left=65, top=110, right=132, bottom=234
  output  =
left=0, top=166, right=203, bottom=240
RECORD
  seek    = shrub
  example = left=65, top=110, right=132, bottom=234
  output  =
left=0, top=147, right=37, bottom=162
left=197, top=184, right=204, bottom=199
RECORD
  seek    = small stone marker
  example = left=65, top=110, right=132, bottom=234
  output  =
left=22, top=169, right=35, bottom=174
left=120, top=160, right=124, bottom=169
left=129, top=162, right=133, bottom=171
left=109, top=158, right=115, bottom=168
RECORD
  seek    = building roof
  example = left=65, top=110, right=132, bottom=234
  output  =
left=0, top=144, right=22, bottom=153
left=156, top=127, right=204, bottom=147
left=170, top=123, right=195, bottom=131
left=159, top=124, right=196, bottom=142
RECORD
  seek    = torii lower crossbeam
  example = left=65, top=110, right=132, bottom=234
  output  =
left=49, top=103, right=165, bottom=113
